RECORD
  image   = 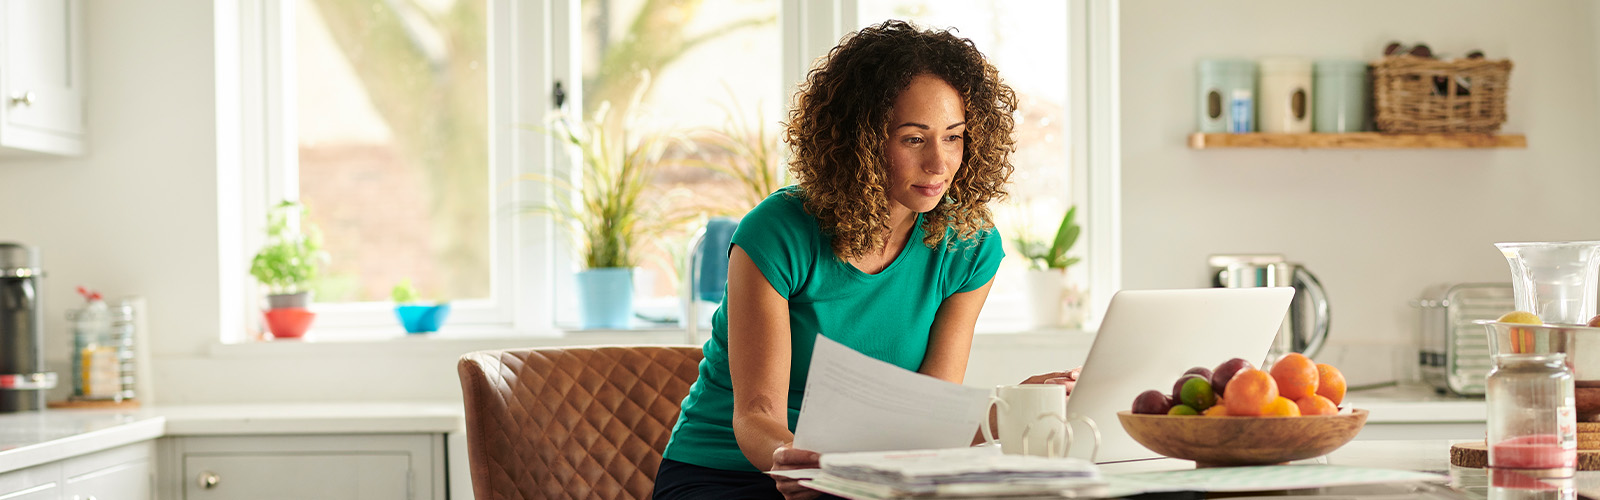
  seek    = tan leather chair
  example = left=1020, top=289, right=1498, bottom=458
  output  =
left=458, top=346, right=704, bottom=500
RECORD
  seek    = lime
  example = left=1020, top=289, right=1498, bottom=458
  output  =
left=1167, top=404, right=1199, bottom=416
left=1179, top=376, right=1216, bottom=411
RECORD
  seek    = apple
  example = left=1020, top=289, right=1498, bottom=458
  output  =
left=1211, top=358, right=1253, bottom=398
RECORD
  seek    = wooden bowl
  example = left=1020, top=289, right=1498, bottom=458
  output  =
left=1117, top=409, right=1368, bottom=467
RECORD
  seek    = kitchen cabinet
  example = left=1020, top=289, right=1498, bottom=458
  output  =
left=0, top=441, right=154, bottom=500
left=1, top=0, right=86, bottom=156
left=169, top=434, right=444, bottom=500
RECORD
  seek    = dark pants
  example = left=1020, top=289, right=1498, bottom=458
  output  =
left=653, top=458, right=844, bottom=500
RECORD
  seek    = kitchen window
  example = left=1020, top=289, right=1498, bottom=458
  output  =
left=235, top=0, right=1117, bottom=340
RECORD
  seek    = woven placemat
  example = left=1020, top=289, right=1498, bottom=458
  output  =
left=1450, top=441, right=1600, bottom=470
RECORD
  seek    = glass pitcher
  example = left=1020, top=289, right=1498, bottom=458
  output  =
left=1495, top=241, right=1600, bottom=325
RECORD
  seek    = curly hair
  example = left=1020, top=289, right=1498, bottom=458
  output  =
left=784, top=19, right=1017, bottom=260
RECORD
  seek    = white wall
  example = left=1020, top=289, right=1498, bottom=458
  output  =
left=1120, top=0, right=1600, bottom=385
left=0, top=1, right=225, bottom=402
left=2, top=1, right=1597, bottom=406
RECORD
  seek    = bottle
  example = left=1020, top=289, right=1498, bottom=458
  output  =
left=1486, top=352, right=1576, bottom=477
left=70, top=286, right=118, bottom=400
left=1228, top=89, right=1254, bottom=133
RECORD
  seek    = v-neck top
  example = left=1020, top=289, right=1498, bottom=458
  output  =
left=663, top=186, right=1004, bottom=471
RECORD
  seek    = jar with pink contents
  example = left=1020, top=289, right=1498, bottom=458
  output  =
left=1487, top=352, right=1576, bottom=477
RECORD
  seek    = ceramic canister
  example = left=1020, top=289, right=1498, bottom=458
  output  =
left=1313, top=60, right=1370, bottom=133
left=1196, top=59, right=1256, bottom=133
left=1258, top=57, right=1313, bottom=133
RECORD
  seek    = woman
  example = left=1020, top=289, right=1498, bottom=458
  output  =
left=654, top=20, right=1076, bottom=500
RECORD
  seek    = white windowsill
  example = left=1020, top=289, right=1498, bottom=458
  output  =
left=207, top=323, right=1096, bottom=359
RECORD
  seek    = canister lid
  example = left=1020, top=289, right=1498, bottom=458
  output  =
left=0, top=243, right=40, bottom=277
left=1314, top=59, right=1369, bottom=75
left=1258, top=57, right=1312, bottom=74
left=1197, top=59, right=1256, bottom=76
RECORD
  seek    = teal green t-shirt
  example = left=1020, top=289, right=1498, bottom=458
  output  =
left=661, top=187, right=1005, bottom=471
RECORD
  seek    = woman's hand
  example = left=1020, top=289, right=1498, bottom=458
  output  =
left=1022, top=367, right=1082, bottom=395
left=771, top=444, right=822, bottom=500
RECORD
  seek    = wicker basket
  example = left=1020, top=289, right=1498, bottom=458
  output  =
left=1372, top=56, right=1512, bottom=133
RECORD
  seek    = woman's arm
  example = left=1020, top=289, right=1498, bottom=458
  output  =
left=918, top=276, right=997, bottom=383
left=726, top=245, right=799, bottom=472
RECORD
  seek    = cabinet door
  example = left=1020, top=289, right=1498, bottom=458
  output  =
left=64, top=459, right=150, bottom=500
left=184, top=453, right=409, bottom=500
left=2, top=0, right=85, bottom=154
left=168, top=434, right=442, bottom=500
left=0, top=464, right=59, bottom=500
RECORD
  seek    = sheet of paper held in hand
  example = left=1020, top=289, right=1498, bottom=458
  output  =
left=792, top=334, right=992, bottom=453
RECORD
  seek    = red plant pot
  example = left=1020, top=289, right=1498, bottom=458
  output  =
left=264, top=308, right=316, bottom=339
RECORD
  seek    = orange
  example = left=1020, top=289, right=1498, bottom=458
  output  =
left=1223, top=369, right=1278, bottom=416
left=1269, top=353, right=1319, bottom=401
left=1297, top=394, right=1339, bottom=416
left=1263, top=397, right=1300, bottom=417
left=1316, top=364, right=1346, bottom=405
left=1203, top=404, right=1229, bottom=417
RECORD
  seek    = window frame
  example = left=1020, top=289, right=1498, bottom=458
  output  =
left=235, top=0, right=1120, bottom=340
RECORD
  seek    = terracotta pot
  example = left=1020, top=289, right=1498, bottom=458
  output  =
left=263, top=308, right=316, bottom=339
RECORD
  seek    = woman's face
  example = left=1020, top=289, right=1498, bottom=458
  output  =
left=884, top=74, right=966, bottom=216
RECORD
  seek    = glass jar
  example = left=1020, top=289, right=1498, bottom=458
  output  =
left=1487, top=353, right=1576, bottom=477
left=1196, top=59, right=1256, bottom=133
left=1258, top=57, right=1313, bottom=133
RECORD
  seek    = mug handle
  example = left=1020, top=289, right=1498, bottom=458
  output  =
left=1065, top=413, right=1102, bottom=462
left=977, top=396, right=1008, bottom=448
left=1020, top=413, right=1070, bottom=458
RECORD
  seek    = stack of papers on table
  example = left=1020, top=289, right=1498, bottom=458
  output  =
left=798, top=446, right=1106, bottom=499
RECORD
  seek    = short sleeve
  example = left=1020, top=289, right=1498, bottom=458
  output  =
left=729, top=189, right=816, bottom=299
left=951, top=226, right=1005, bottom=294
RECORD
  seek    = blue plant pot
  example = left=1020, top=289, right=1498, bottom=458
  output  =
left=395, top=303, right=451, bottom=334
left=577, top=267, right=633, bottom=329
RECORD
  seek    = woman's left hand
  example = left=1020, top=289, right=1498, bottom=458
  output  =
left=1021, top=367, right=1081, bottom=395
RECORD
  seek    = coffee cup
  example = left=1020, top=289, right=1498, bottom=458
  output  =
left=979, top=384, right=1071, bottom=457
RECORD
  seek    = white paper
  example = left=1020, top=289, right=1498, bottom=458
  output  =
left=792, top=334, right=992, bottom=453
left=766, top=468, right=824, bottom=480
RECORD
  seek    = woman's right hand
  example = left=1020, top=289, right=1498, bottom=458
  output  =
left=771, top=443, right=822, bottom=500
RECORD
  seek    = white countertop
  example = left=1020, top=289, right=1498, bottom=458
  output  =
left=1343, top=384, right=1487, bottom=424
left=0, top=388, right=1487, bottom=477
left=0, top=410, right=165, bottom=475
left=147, top=402, right=465, bottom=435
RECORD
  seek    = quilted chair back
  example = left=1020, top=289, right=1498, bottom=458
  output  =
left=458, top=346, right=704, bottom=500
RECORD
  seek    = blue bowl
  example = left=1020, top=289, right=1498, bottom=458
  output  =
left=395, top=304, right=451, bottom=334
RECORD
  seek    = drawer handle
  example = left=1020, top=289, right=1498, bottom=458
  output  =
left=8, top=92, right=34, bottom=107
left=198, top=471, right=220, bottom=489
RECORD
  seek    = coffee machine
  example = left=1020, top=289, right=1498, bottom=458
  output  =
left=1209, top=254, right=1331, bottom=363
left=0, top=243, right=54, bottom=411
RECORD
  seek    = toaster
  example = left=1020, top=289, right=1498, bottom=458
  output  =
left=1415, top=283, right=1511, bottom=397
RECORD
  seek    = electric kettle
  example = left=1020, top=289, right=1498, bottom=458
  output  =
left=1208, top=254, right=1331, bottom=362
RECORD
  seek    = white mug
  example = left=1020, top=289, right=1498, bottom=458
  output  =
left=980, top=384, right=1068, bottom=457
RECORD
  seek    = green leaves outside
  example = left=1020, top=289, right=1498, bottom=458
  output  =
left=1011, top=205, right=1082, bottom=271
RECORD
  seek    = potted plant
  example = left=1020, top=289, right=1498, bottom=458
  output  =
left=249, top=200, right=327, bottom=338
left=527, top=93, right=693, bottom=329
left=1011, top=206, right=1082, bottom=329
left=676, top=99, right=791, bottom=326
left=392, top=279, right=450, bottom=334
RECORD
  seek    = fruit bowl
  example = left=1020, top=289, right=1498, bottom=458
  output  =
left=1117, top=409, right=1368, bottom=467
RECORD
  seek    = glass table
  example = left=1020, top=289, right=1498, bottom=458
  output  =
left=1097, top=440, right=1595, bottom=499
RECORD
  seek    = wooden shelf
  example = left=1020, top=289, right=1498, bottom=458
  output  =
left=1188, top=132, right=1527, bottom=149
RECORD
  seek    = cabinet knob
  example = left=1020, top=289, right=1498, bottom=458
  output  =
left=8, top=91, right=34, bottom=107
left=198, top=471, right=220, bottom=489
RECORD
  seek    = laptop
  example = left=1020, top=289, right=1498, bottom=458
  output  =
left=1062, top=287, right=1295, bottom=463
